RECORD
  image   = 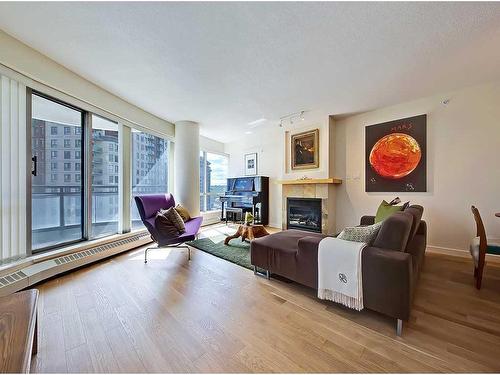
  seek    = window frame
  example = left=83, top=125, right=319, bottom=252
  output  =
left=199, top=150, right=229, bottom=213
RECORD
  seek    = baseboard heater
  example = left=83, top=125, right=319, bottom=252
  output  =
left=0, top=232, right=152, bottom=297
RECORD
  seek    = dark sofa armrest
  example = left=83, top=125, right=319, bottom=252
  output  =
left=360, top=215, right=375, bottom=226
left=417, top=220, right=426, bottom=236
left=362, top=246, right=413, bottom=320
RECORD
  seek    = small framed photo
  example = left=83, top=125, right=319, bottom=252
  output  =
left=244, top=153, right=258, bottom=175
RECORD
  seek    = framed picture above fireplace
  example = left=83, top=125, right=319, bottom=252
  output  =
left=291, top=129, right=319, bottom=170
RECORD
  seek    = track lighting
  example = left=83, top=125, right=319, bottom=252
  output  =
left=279, top=110, right=307, bottom=128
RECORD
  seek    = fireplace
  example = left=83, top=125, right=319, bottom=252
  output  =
left=287, top=197, right=322, bottom=233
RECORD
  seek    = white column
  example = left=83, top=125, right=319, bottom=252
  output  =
left=174, top=121, right=200, bottom=216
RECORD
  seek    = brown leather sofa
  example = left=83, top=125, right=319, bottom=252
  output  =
left=250, top=205, right=425, bottom=335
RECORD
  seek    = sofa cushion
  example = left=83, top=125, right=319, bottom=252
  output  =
left=338, top=221, right=383, bottom=244
left=375, top=200, right=405, bottom=223
left=372, top=211, right=413, bottom=251
left=404, top=205, right=423, bottom=245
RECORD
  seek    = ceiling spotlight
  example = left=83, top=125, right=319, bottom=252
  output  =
left=300, top=111, right=305, bottom=121
left=279, top=119, right=283, bottom=127
left=290, top=118, right=294, bottom=125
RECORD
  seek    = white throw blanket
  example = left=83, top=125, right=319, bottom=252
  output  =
left=317, top=237, right=366, bottom=310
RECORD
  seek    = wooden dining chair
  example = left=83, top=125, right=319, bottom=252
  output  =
left=470, top=206, right=500, bottom=289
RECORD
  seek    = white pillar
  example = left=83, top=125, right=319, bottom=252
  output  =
left=174, top=121, right=200, bottom=216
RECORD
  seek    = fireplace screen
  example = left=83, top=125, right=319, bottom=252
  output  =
left=287, top=198, right=322, bottom=233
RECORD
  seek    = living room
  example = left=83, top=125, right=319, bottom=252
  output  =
left=0, top=2, right=500, bottom=374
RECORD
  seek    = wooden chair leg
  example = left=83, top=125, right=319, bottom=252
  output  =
left=476, top=262, right=484, bottom=290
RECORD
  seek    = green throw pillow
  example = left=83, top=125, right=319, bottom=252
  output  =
left=374, top=200, right=404, bottom=223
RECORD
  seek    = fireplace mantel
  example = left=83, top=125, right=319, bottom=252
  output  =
left=277, top=178, right=342, bottom=185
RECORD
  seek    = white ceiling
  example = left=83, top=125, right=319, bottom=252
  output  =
left=1, top=2, right=500, bottom=143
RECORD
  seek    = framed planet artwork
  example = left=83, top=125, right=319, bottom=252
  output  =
left=365, top=114, right=426, bottom=192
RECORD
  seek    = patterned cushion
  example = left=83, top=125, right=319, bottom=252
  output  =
left=337, top=221, right=383, bottom=244
left=155, top=212, right=180, bottom=237
left=174, top=204, right=191, bottom=222
left=159, top=207, right=186, bottom=233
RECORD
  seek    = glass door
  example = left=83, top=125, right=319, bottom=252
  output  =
left=30, top=93, right=85, bottom=251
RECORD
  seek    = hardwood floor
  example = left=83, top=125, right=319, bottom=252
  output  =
left=30, top=225, right=500, bottom=373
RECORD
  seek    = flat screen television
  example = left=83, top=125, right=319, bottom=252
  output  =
left=233, top=177, right=254, bottom=191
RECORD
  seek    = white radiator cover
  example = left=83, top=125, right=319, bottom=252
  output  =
left=0, top=231, right=152, bottom=296
left=0, top=74, right=27, bottom=263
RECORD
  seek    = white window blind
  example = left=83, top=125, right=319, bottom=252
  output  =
left=0, top=74, right=27, bottom=262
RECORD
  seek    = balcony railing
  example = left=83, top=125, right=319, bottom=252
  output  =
left=32, top=184, right=168, bottom=235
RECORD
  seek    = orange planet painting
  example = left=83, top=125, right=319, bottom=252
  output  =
left=369, top=133, right=422, bottom=179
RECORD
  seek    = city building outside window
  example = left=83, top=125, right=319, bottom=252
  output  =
left=64, top=151, right=71, bottom=159
left=91, top=114, right=119, bottom=239
left=64, top=126, right=71, bottom=135
left=131, top=130, right=169, bottom=230
left=199, top=151, right=228, bottom=212
left=51, top=126, right=57, bottom=135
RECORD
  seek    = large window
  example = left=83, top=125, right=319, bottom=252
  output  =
left=91, top=115, right=119, bottom=238
left=29, top=90, right=173, bottom=252
left=31, top=93, right=84, bottom=251
left=199, top=151, right=228, bottom=212
left=131, top=130, right=169, bottom=230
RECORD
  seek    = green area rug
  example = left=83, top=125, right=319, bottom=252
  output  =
left=187, top=235, right=252, bottom=270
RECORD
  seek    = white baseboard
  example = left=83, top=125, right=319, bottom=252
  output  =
left=427, top=245, right=500, bottom=264
left=268, top=222, right=281, bottom=230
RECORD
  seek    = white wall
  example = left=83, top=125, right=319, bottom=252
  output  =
left=0, top=29, right=174, bottom=137
left=200, top=135, right=225, bottom=154
left=335, top=81, right=500, bottom=252
left=224, top=119, right=331, bottom=229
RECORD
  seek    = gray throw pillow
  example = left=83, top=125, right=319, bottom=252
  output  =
left=337, top=221, right=383, bottom=244
left=159, top=207, right=186, bottom=234
left=155, top=212, right=180, bottom=237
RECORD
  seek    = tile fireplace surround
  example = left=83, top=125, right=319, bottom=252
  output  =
left=281, top=181, right=338, bottom=234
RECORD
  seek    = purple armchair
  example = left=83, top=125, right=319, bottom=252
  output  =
left=134, top=193, right=203, bottom=263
